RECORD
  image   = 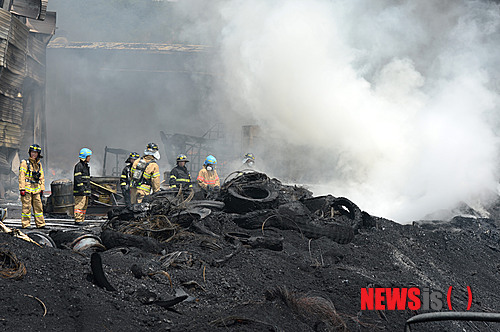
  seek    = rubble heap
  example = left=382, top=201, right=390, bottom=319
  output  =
left=1, top=171, right=500, bottom=331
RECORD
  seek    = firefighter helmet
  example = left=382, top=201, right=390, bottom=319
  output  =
left=242, top=152, right=255, bottom=166
left=176, top=154, right=189, bottom=163
left=144, top=142, right=160, bottom=160
left=204, top=155, right=217, bottom=166
left=146, top=142, right=159, bottom=151
left=28, top=144, right=42, bottom=158
left=79, top=148, right=92, bottom=160
left=129, top=152, right=140, bottom=160
left=243, top=153, right=255, bottom=161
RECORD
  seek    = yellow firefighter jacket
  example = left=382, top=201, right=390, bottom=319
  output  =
left=197, top=167, right=220, bottom=190
left=19, top=158, right=45, bottom=194
left=131, top=155, right=161, bottom=194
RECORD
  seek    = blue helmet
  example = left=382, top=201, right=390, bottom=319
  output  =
left=79, top=148, right=92, bottom=160
left=204, top=155, right=217, bottom=166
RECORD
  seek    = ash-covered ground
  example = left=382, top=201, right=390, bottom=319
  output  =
left=2, top=172, right=500, bottom=332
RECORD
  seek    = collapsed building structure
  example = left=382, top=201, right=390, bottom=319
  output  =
left=0, top=0, right=55, bottom=199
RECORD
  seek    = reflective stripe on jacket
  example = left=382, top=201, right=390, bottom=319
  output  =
left=18, top=158, right=45, bottom=193
left=120, top=163, right=132, bottom=188
left=197, top=167, right=220, bottom=190
left=73, top=160, right=91, bottom=196
left=169, top=165, right=192, bottom=189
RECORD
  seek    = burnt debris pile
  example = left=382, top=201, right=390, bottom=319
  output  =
left=106, top=171, right=373, bottom=248
left=3, top=171, right=500, bottom=331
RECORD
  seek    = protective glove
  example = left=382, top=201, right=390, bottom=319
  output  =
left=20, top=190, right=26, bottom=196
left=40, top=190, right=44, bottom=197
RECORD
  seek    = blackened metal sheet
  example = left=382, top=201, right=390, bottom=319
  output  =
left=27, top=32, right=44, bottom=64
left=26, top=56, right=43, bottom=84
left=0, top=92, right=22, bottom=124
left=38, top=0, right=46, bottom=20
left=10, top=0, right=40, bottom=19
left=0, top=9, right=10, bottom=41
left=0, top=121, right=21, bottom=148
left=8, top=14, right=28, bottom=51
left=0, top=66, right=23, bottom=98
left=0, top=149, right=9, bottom=169
left=0, top=108, right=22, bottom=125
left=0, top=39, right=8, bottom=67
left=25, top=11, right=55, bottom=35
left=5, top=43, right=25, bottom=75
left=0, top=90, right=23, bottom=149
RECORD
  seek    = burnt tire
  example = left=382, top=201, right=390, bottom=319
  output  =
left=232, top=210, right=275, bottom=229
left=224, top=184, right=278, bottom=213
left=331, top=197, right=375, bottom=232
left=331, top=197, right=360, bottom=220
left=100, top=230, right=164, bottom=254
left=186, top=200, right=225, bottom=211
left=301, top=195, right=331, bottom=215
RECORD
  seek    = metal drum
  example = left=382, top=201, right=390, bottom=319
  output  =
left=71, top=234, right=105, bottom=252
left=26, top=231, right=57, bottom=248
left=50, top=179, right=74, bottom=214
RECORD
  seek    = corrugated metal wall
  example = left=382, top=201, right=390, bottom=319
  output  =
left=0, top=3, right=55, bottom=197
left=0, top=9, right=26, bottom=151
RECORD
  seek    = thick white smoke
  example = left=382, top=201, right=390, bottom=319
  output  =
left=209, top=0, right=500, bottom=222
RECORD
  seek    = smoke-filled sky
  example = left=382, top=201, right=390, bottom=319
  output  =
left=46, top=0, right=500, bottom=222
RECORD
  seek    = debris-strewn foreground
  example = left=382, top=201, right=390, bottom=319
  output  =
left=2, top=172, right=500, bottom=332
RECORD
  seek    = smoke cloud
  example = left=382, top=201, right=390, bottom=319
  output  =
left=45, top=0, right=221, bottom=180
left=46, top=0, right=500, bottom=222
left=208, top=0, right=500, bottom=222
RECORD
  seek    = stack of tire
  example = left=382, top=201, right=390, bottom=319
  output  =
left=221, top=172, right=375, bottom=245
left=222, top=172, right=279, bottom=213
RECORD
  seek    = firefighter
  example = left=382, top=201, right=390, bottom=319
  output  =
left=73, top=148, right=92, bottom=225
left=130, top=143, right=161, bottom=204
left=242, top=153, right=256, bottom=168
left=18, top=144, right=46, bottom=228
left=169, top=154, right=192, bottom=194
left=197, top=155, right=220, bottom=197
left=120, top=152, right=139, bottom=207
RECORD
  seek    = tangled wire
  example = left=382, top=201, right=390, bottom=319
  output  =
left=0, top=248, right=27, bottom=280
left=146, top=188, right=195, bottom=216
left=114, top=214, right=177, bottom=242
left=107, top=188, right=199, bottom=243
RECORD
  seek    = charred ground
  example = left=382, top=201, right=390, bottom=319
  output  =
left=2, top=172, right=500, bottom=332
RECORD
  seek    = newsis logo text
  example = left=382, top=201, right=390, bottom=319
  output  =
left=360, top=287, right=472, bottom=311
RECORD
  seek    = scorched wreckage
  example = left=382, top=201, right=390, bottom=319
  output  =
left=3, top=1, right=500, bottom=332
left=3, top=169, right=500, bottom=331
